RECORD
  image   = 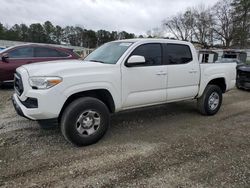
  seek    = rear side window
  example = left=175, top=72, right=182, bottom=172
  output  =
left=130, top=43, right=162, bottom=66
left=9, top=47, right=34, bottom=58
left=34, top=47, right=69, bottom=58
left=164, top=44, right=192, bottom=64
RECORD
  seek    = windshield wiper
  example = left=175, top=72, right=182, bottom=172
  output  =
left=88, top=60, right=105, bottom=64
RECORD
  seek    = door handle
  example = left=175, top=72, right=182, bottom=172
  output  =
left=156, top=71, right=167, bottom=75
left=189, top=70, right=198, bottom=73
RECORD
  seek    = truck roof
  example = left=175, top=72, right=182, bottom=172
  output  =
left=116, top=38, right=192, bottom=45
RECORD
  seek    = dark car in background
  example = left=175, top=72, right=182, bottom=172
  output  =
left=236, top=64, right=250, bottom=90
left=0, top=44, right=80, bottom=84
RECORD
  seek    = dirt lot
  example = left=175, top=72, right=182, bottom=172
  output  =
left=0, top=87, right=250, bottom=188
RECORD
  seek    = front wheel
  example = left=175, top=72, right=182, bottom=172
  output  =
left=61, top=97, right=110, bottom=146
left=197, top=85, right=222, bottom=115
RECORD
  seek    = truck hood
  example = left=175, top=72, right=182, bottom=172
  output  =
left=237, top=64, right=250, bottom=72
left=20, top=59, right=112, bottom=76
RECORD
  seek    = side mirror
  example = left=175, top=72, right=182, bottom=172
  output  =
left=1, top=53, right=9, bottom=63
left=126, top=55, right=146, bottom=66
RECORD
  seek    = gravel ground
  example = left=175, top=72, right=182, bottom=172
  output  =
left=0, top=87, right=250, bottom=188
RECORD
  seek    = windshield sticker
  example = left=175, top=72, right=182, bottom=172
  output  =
left=119, top=43, right=132, bottom=47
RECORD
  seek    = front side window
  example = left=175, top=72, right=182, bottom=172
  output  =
left=34, top=47, right=68, bottom=58
left=8, top=47, right=34, bottom=58
left=164, top=44, right=193, bottom=64
left=130, top=43, right=162, bottom=66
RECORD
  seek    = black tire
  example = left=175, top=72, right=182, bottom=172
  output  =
left=61, top=97, right=110, bottom=146
left=38, top=119, right=59, bottom=130
left=197, top=85, right=222, bottom=115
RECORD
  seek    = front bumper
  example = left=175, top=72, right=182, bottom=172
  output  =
left=12, top=92, right=64, bottom=120
left=12, top=67, right=67, bottom=120
left=12, top=95, right=27, bottom=119
left=12, top=94, right=36, bottom=120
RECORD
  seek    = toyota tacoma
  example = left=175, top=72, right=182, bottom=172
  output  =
left=12, top=39, right=237, bottom=146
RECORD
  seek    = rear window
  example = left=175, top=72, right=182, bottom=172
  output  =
left=164, top=44, right=193, bottom=64
left=34, top=47, right=69, bottom=58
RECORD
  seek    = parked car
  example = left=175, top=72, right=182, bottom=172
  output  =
left=12, top=39, right=236, bottom=146
left=0, top=44, right=80, bottom=84
left=236, top=64, right=250, bottom=90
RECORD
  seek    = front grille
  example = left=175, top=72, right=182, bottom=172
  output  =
left=14, top=73, right=24, bottom=96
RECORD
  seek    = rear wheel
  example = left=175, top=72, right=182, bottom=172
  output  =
left=61, top=97, right=110, bottom=146
left=197, top=85, right=222, bottom=115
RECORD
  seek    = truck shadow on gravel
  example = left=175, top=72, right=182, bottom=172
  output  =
left=110, top=101, right=197, bottom=127
left=32, top=100, right=198, bottom=145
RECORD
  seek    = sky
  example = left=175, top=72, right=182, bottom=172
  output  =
left=0, top=0, right=219, bottom=35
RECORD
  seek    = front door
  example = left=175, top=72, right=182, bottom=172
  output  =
left=121, top=43, right=167, bottom=108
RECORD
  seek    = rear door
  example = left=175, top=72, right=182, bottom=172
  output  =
left=163, top=43, right=200, bottom=101
left=2, top=46, right=34, bottom=81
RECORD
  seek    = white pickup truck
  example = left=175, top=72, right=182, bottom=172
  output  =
left=12, top=39, right=236, bottom=146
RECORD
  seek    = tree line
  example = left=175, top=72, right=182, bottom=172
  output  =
left=151, top=0, right=250, bottom=48
left=0, top=21, right=136, bottom=48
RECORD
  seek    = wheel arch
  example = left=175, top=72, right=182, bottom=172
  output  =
left=207, top=78, right=226, bottom=93
left=59, top=89, right=116, bottom=121
left=198, top=77, right=227, bottom=97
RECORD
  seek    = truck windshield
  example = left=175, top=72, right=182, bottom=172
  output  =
left=84, top=42, right=133, bottom=64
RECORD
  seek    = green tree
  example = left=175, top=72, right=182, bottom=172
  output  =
left=43, top=21, right=55, bottom=43
left=54, top=25, right=63, bottom=44
left=82, top=29, right=97, bottom=48
left=118, top=31, right=135, bottom=39
left=0, top=23, right=6, bottom=39
left=19, top=24, right=29, bottom=41
left=5, top=24, right=21, bottom=41
left=62, top=26, right=74, bottom=45
left=28, top=23, right=47, bottom=43
left=0, top=21, right=138, bottom=47
left=96, top=30, right=111, bottom=46
left=110, top=31, right=118, bottom=41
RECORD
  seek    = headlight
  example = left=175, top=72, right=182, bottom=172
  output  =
left=29, top=76, right=62, bottom=89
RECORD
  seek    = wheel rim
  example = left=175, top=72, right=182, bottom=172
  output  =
left=208, top=92, right=220, bottom=110
left=76, top=110, right=101, bottom=136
